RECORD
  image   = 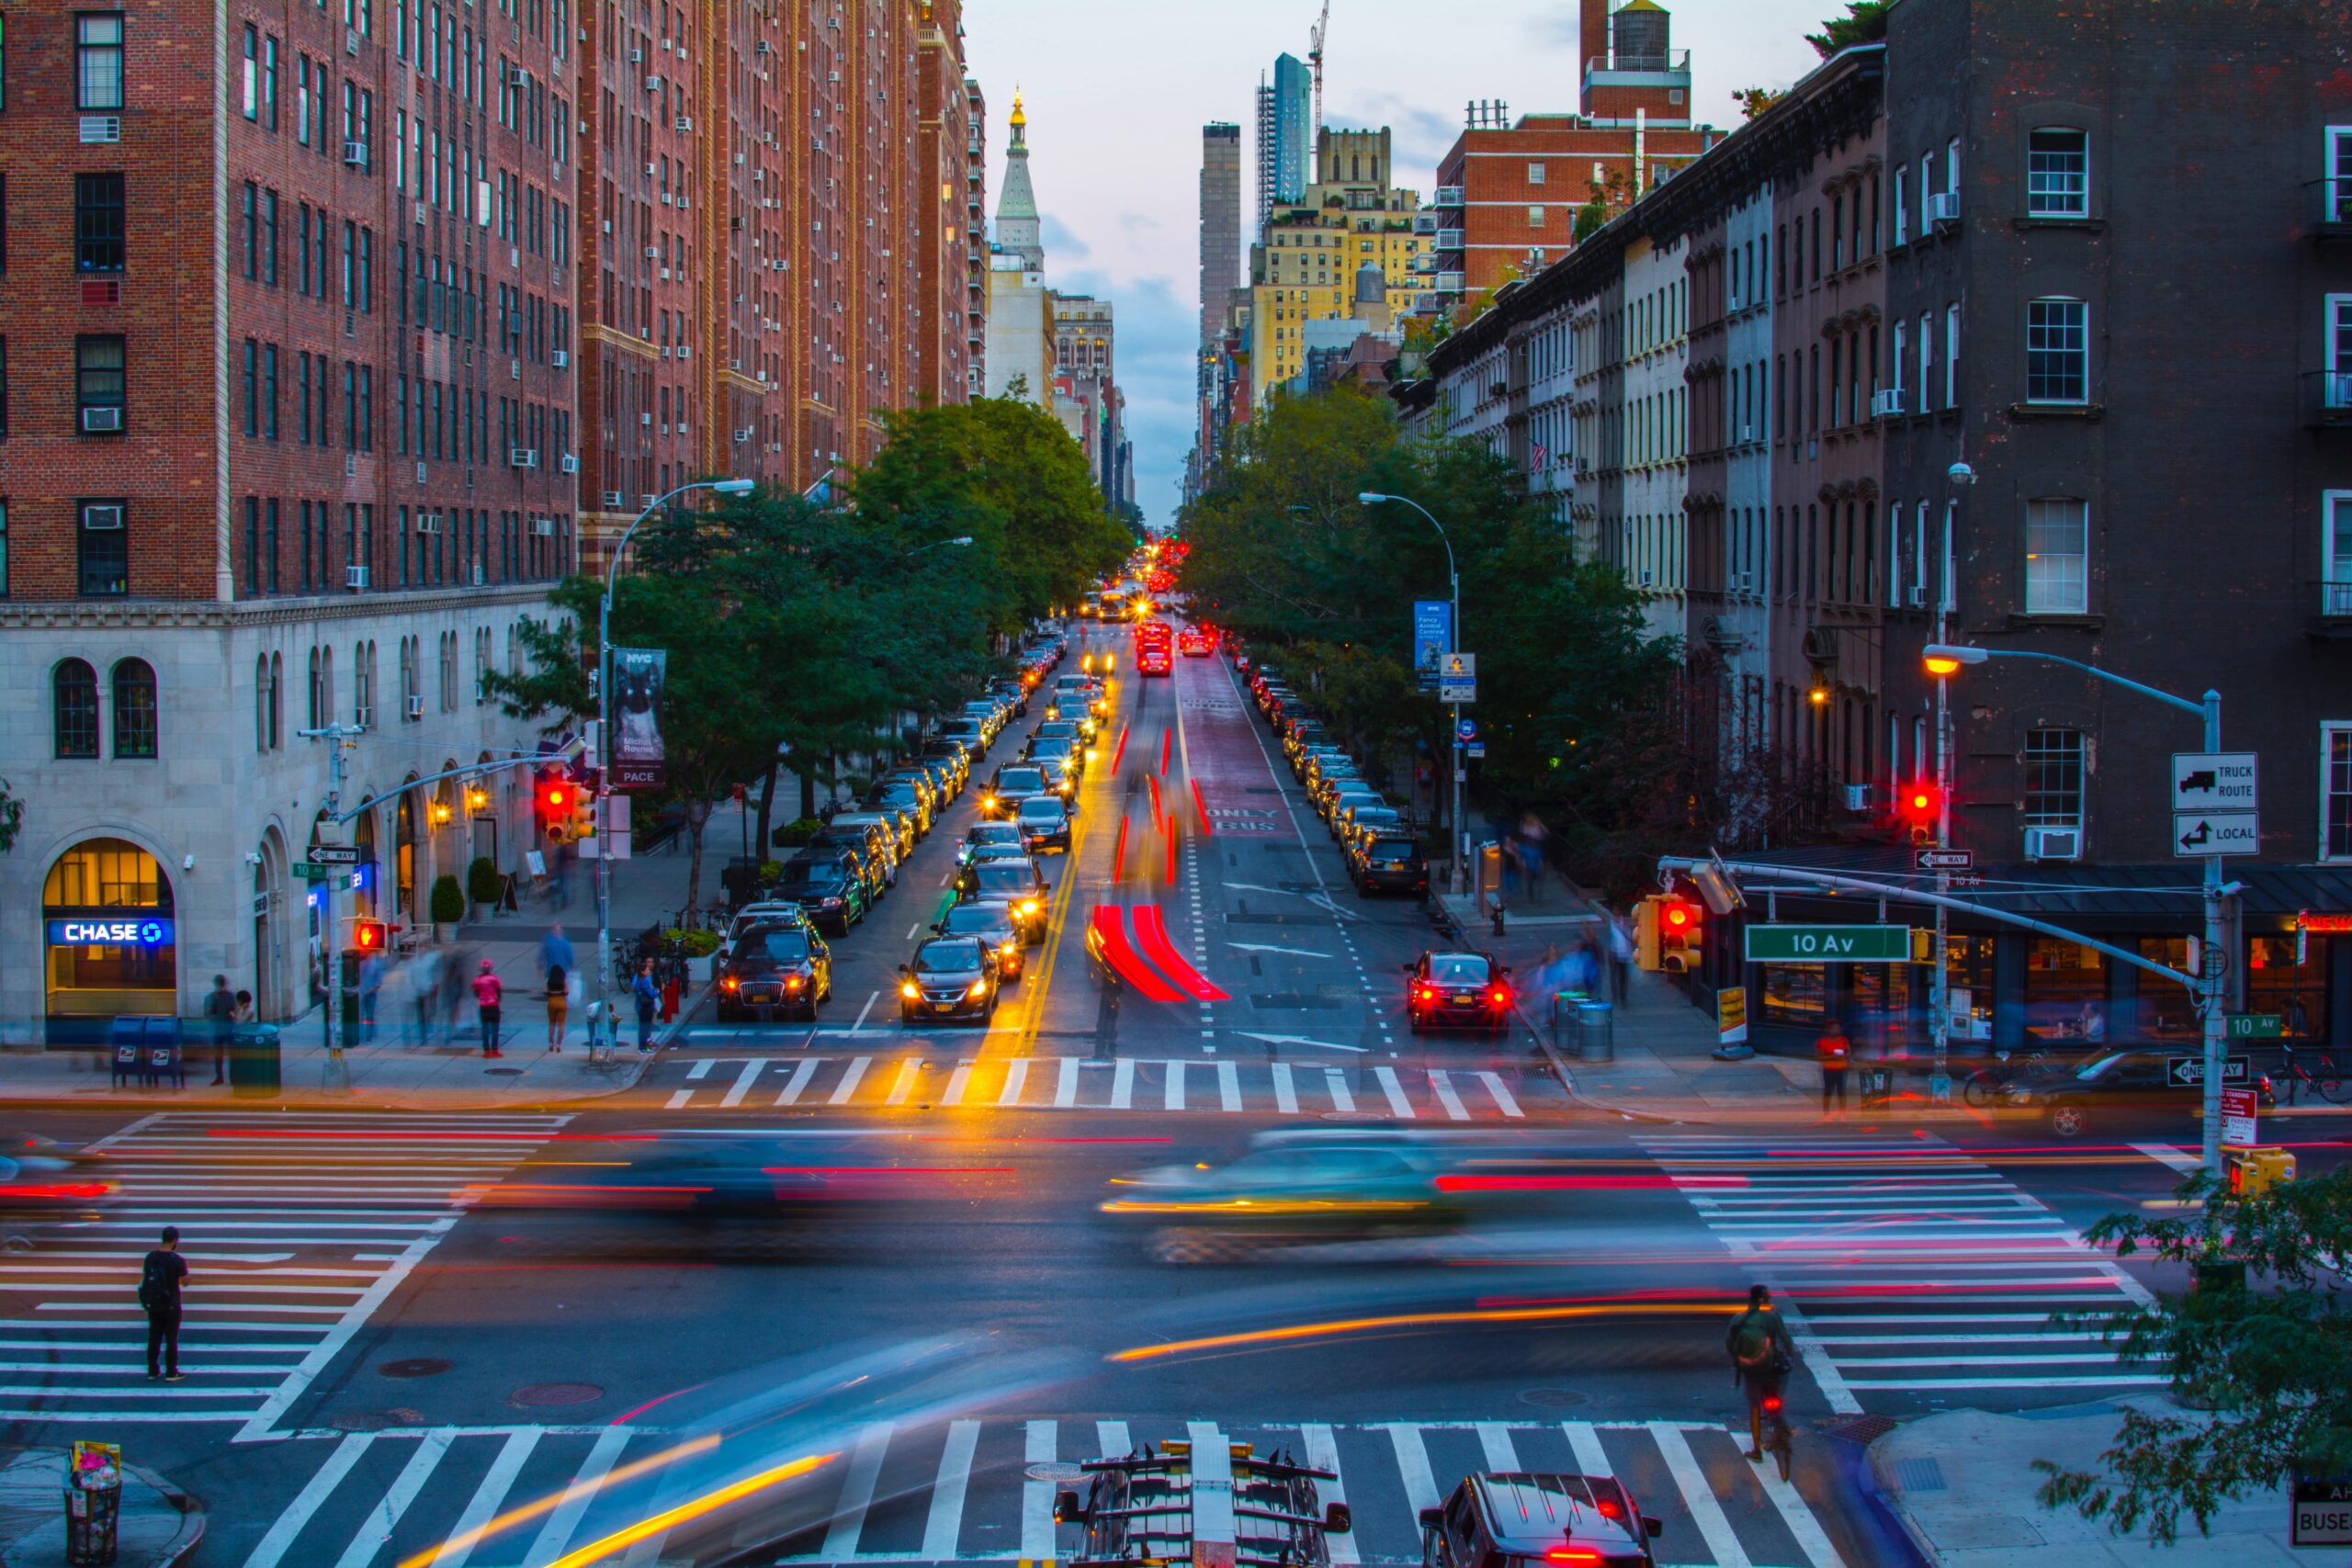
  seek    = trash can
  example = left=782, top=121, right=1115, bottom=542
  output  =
left=1574, top=1000, right=1614, bottom=1064
left=64, top=1440, right=121, bottom=1567
left=227, top=1023, right=282, bottom=1099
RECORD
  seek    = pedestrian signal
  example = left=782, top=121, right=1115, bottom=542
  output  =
left=348, top=919, right=388, bottom=954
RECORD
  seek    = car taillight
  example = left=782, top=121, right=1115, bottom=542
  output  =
left=1543, top=1551, right=1601, bottom=1566
left=1488, top=987, right=1510, bottom=1008
left=1413, top=985, right=1434, bottom=1004
left=1762, top=1393, right=1783, bottom=1415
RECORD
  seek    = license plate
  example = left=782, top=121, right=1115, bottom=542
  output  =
left=933, top=1002, right=958, bottom=1014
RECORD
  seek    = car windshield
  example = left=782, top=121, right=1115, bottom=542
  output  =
left=1428, top=954, right=1490, bottom=984
left=918, top=941, right=985, bottom=974
left=778, top=863, right=845, bottom=889
left=739, top=929, right=813, bottom=964
left=1035, top=723, right=1077, bottom=739
left=940, top=908, right=1011, bottom=938
left=997, top=768, right=1046, bottom=792
left=967, top=824, right=1023, bottom=846
left=877, top=786, right=919, bottom=806
left=2076, top=1053, right=2133, bottom=1080
left=1017, top=798, right=1066, bottom=824
left=975, top=863, right=1038, bottom=894
left=1031, top=739, right=1076, bottom=756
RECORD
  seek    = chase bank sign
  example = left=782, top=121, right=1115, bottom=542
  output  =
left=46, top=918, right=174, bottom=947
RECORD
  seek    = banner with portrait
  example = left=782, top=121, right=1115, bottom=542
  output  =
left=610, top=648, right=668, bottom=789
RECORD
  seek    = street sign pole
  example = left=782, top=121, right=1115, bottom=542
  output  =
left=2199, top=692, right=2229, bottom=1179
left=1932, top=652, right=1953, bottom=1101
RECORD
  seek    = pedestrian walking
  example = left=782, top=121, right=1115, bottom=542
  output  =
left=201, top=974, right=234, bottom=1085
left=631, top=959, right=661, bottom=1053
left=1816, top=1015, right=1853, bottom=1119
left=441, top=948, right=472, bottom=1043
left=544, top=959, right=569, bottom=1051
left=1563, top=937, right=1601, bottom=1001
left=139, top=1226, right=188, bottom=1382
left=232, top=990, right=254, bottom=1024
left=472, top=959, right=504, bottom=1057
left=1607, top=915, right=1634, bottom=1004
left=357, top=951, right=384, bottom=1042
left=408, top=948, right=440, bottom=1045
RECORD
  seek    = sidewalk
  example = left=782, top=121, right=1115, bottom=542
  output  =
left=0, top=1447, right=204, bottom=1566
left=1867, top=1398, right=2303, bottom=1565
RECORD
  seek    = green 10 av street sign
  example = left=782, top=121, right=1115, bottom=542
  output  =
left=1744, top=924, right=1913, bottom=963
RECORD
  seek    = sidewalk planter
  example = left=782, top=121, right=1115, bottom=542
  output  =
left=465, top=857, right=503, bottom=919
left=428, top=876, right=466, bottom=944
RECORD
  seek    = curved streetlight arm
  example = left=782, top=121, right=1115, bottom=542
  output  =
left=1926, top=643, right=2207, bottom=721
left=1358, top=492, right=1457, bottom=589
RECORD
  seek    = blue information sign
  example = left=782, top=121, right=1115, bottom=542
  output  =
left=1413, top=602, right=1453, bottom=690
left=1456, top=718, right=1477, bottom=741
left=47, top=917, right=174, bottom=947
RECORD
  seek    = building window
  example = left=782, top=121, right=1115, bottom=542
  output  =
left=75, top=175, right=124, bottom=273
left=241, top=24, right=258, bottom=118
left=1527, top=162, right=1545, bottom=185
left=2027, top=128, right=2088, bottom=217
left=2024, top=499, right=2088, bottom=615
left=1528, top=205, right=1545, bottom=227
left=2325, top=492, right=2352, bottom=617
left=2329, top=128, right=2352, bottom=223
left=262, top=34, right=279, bottom=128
left=2025, top=299, right=2087, bottom=403
left=76, top=335, right=126, bottom=427
left=1946, top=303, right=1960, bottom=406
left=76, top=14, right=124, bottom=110
left=1894, top=167, right=1907, bottom=245
left=2326, top=724, right=2352, bottom=861
left=54, top=660, right=100, bottom=759
left=254, top=655, right=271, bottom=751
left=2023, top=729, right=2086, bottom=829
left=77, top=500, right=127, bottom=596
left=110, top=659, right=156, bottom=758
left=0, top=499, right=7, bottom=597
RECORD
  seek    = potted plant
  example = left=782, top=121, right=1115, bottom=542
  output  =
left=428, top=874, right=466, bottom=942
left=681, top=927, right=722, bottom=982
left=772, top=818, right=821, bottom=849
left=466, top=856, right=503, bottom=917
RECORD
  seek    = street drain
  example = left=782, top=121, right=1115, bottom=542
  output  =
left=379, top=1358, right=453, bottom=1379
left=1025, top=1462, right=1089, bottom=1483
left=509, top=1382, right=603, bottom=1408
left=1518, top=1389, right=1590, bottom=1408
left=484, top=1066, right=525, bottom=1076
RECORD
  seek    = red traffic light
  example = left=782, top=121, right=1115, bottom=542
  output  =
left=543, top=783, right=570, bottom=812
left=1898, top=780, right=1940, bottom=825
left=1660, top=897, right=1700, bottom=935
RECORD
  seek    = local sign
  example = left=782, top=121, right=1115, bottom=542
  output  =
left=46, top=918, right=173, bottom=947
left=2292, top=1477, right=2352, bottom=1547
left=2173, top=812, right=2260, bottom=857
left=2164, top=1055, right=2254, bottom=1089
left=1743, top=925, right=1912, bottom=963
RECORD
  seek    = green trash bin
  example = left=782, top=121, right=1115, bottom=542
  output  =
left=228, top=1023, right=282, bottom=1099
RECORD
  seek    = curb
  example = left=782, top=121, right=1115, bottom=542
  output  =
left=1844, top=1425, right=1935, bottom=1568
left=132, top=1459, right=209, bottom=1568
left=1517, top=1004, right=1688, bottom=1125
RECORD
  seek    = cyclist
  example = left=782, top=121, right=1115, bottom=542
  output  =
left=1726, top=1283, right=1795, bottom=1461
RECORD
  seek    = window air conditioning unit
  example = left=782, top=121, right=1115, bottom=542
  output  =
left=471, top=562, right=487, bottom=586
left=345, top=26, right=361, bottom=54
left=406, top=694, right=425, bottom=719
left=1731, top=570, right=1752, bottom=592
left=508, top=446, right=538, bottom=468
left=2024, top=825, right=2082, bottom=862
left=551, top=349, right=568, bottom=367
left=643, top=245, right=659, bottom=258
left=79, top=116, right=122, bottom=144
left=639, top=412, right=653, bottom=424
left=345, top=143, right=368, bottom=166
left=81, top=406, right=124, bottom=433
left=1929, top=191, right=1962, bottom=224
left=629, top=47, right=643, bottom=62
left=82, top=503, right=125, bottom=530
left=346, top=565, right=370, bottom=590
left=560, top=454, right=579, bottom=474
left=1842, top=784, right=1871, bottom=812
left=604, top=491, right=627, bottom=508
left=675, top=117, right=692, bottom=132
left=734, top=427, right=752, bottom=443
left=755, top=39, right=771, bottom=53
left=415, top=513, right=441, bottom=534
left=1906, top=585, right=1928, bottom=608
left=1871, top=388, right=1906, bottom=418
left=1637, top=569, right=1655, bottom=587
left=533, top=516, right=556, bottom=536
left=643, top=74, right=661, bottom=91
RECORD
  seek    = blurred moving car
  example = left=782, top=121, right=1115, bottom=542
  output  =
left=1405, top=951, right=1515, bottom=1035
left=716, top=922, right=831, bottom=1022
left=2000, top=1049, right=2275, bottom=1138
left=1101, top=1132, right=1460, bottom=1258
left=1422, top=1472, right=1664, bottom=1568
left=899, top=938, right=1001, bottom=1025
left=0, top=1136, right=115, bottom=1224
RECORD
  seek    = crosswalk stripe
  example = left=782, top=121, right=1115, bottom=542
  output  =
left=242, top=1432, right=375, bottom=1568
left=1430, top=1071, right=1470, bottom=1122
left=427, top=1427, right=540, bottom=1568
left=1166, top=1060, right=1188, bottom=1111
left=1473, top=1422, right=1519, bottom=1471
left=942, top=1061, right=976, bottom=1108
left=1217, top=1061, right=1242, bottom=1112
left=824, top=1421, right=898, bottom=1561
left=1648, top=1423, right=1749, bottom=1568
left=333, top=1427, right=454, bottom=1568
left=718, top=1059, right=764, bottom=1109
left=519, top=1424, right=632, bottom=1568
left=1383, top=1423, right=1441, bottom=1516
left=1299, top=1425, right=1359, bottom=1567
left=1374, top=1066, right=1415, bottom=1119
left=1111, top=1059, right=1135, bottom=1110
left=831, top=1055, right=872, bottom=1105
left=1325, top=1068, right=1355, bottom=1114
left=776, top=1058, right=822, bottom=1106
left=1562, top=1422, right=1611, bottom=1477
left=1752, top=1436, right=1849, bottom=1568
left=1055, top=1058, right=1080, bottom=1108
left=884, top=1059, right=923, bottom=1106
left=999, top=1059, right=1031, bottom=1108
left=1096, top=1419, right=1132, bottom=1460
left=1021, top=1420, right=1057, bottom=1562
left=1476, top=1071, right=1521, bottom=1118
left=922, top=1421, right=982, bottom=1562
left=1272, top=1063, right=1299, bottom=1114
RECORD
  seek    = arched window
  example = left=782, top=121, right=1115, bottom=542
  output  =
left=54, top=660, right=100, bottom=759
left=267, top=652, right=282, bottom=750
left=111, top=659, right=158, bottom=758
left=353, top=640, right=375, bottom=728
left=400, top=637, right=419, bottom=721
left=255, top=654, right=272, bottom=752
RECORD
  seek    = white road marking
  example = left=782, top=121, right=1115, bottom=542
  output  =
left=830, top=1055, right=872, bottom=1105
left=1563, top=1421, right=1612, bottom=1476
left=718, top=1059, right=764, bottom=1109
left=1056, top=1057, right=1081, bottom=1109
left=907, top=923, right=922, bottom=941
left=822, top=1420, right=898, bottom=1560
left=427, top=1427, right=542, bottom=1568
left=1232, top=1032, right=1367, bottom=1054
left=1226, top=942, right=1331, bottom=958
left=521, top=1424, right=633, bottom=1568
left=1165, top=1059, right=1187, bottom=1111
left=332, top=1427, right=455, bottom=1568
left=2132, top=1142, right=2200, bottom=1173
left=1383, top=1423, right=1442, bottom=1515
left=241, top=1433, right=375, bottom=1568
left=1021, top=1420, right=1058, bottom=1562
left=921, top=1420, right=982, bottom=1562
left=853, top=992, right=878, bottom=1032
left=1374, top=1066, right=1417, bottom=1119
left=1110, top=1058, right=1135, bottom=1110
left=1474, top=1422, right=1520, bottom=1471
left=1647, top=1423, right=1750, bottom=1568
left=1429, top=1070, right=1470, bottom=1122
left=1217, top=1060, right=1242, bottom=1112
left=775, top=1058, right=821, bottom=1106
left=1325, top=1068, right=1356, bottom=1114
left=1476, top=1071, right=1523, bottom=1118
left=1272, top=1063, right=1299, bottom=1114
left=1300, top=1425, right=1360, bottom=1567
left=941, top=1061, right=975, bottom=1108
left=998, top=1058, right=1031, bottom=1107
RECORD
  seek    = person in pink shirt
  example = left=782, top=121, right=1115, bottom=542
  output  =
left=471, top=959, right=504, bottom=1057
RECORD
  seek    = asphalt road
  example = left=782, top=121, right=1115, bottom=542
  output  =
left=5, top=625, right=2346, bottom=1567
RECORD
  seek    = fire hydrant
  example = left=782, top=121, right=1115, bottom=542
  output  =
left=661, top=974, right=681, bottom=1021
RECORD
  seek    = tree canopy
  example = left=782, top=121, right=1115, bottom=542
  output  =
left=1806, top=2, right=1889, bottom=57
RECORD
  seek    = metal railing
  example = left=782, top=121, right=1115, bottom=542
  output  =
left=1584, top=50, right=1690, bottom=75
left=2304, top=369, right=2352, bottom=424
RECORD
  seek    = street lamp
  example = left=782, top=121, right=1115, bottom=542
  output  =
left=1924, top=642, right=2231, bottom=1176
left=1357, top=491, right=1467, bottom=895
left=908, top=536, right=975, bottom=557
left=595, top=477, right=756, bottom=1049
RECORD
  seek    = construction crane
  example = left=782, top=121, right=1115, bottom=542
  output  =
left=1307, top=0, right=1330, bottom=152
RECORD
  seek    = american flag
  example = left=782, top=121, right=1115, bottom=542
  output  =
left=1531, top=443, right=1549, bottom=471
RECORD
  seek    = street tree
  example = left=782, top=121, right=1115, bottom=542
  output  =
left=1806, top=1, right=1889, bottom=56
left=2036, top=1166, right=2352, bottom=1543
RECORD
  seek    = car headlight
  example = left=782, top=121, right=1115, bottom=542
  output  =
left=1001, top=941, right=1019, bottom=955
left=983, top=795, right=996, bottom=809
left=900, top=980, right=920, bottom=998
left=818, top=897, right=842, bottom=907
left=1020, top=898, right=1040, bottom=915
left=967, top=977, right=989, bottom=999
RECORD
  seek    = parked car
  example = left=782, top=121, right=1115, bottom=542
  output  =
left=1351, top=832, right=1429, bottom=897
left=806, top=824, right=892, bottom=898
left=832, top=811, right=912, bottom=873
left=715, top=922, right=832, bottom=1022
left=774, top=852, right=872, bottom=936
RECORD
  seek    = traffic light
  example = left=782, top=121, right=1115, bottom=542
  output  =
left=1897, top=779, right=1940, bottom=843
left=1634, top=896, right=1663, bottom=972
left=538, top=770, right=575, bottom=843
left=1658, top=897, right=1702, bottom=975
left=2227, top=1146, right=2297, bottom=1198
left=570, top=773, right=597, bottom=844
left=348, top=918, right=388, bottom=956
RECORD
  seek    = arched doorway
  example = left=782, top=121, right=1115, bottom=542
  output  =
left=352, top=806, right=380, bottom=920
left=42, top=838, right=176, bottom=1046
left=394, top=783, right=419, bottom=925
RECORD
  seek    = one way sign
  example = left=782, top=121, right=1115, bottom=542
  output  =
left=2165, top=1055, right=2253, bottom=1089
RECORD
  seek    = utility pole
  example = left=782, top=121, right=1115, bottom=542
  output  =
left=300, top=721, right=367, bottom=1093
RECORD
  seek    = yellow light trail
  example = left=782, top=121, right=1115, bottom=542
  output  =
left=397, top=1435, right=720, bottom=1568
left=1110, top=1302, right=1727, bottom=1362
left=540, top=1450, right=841, bottom=1568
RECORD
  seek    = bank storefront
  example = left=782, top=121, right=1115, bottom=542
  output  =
left=41, top=838, right=178, bottom=1045
left=1680, top=849, right=2352, bottom=1067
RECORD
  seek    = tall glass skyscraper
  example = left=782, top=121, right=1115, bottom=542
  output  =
left=1254, top=52, right=1313, bottom=238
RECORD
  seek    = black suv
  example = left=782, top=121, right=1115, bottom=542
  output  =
left=715, top=922, right=832, bottom=1022
left=1351, top=831, right=1429, bottom=896
left=774, top=852, right=871, bottom=935
left=1422, top=1472, right=1661, bottom=1568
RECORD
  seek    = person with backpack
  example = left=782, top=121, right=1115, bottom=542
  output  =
left=631, top=959, right=662, bottom=1052
left=1816, top=1016, right=1853, bottom=1119
left=1726, top=1283, right=1795, bottom=1461
left=540, top=925, right=575, bottom=1052
left=201, top=974, right=235, bottom=1086
left=472, top=959, right=504, bottom=1057
left=140, top=1226, right=189, bottom=1382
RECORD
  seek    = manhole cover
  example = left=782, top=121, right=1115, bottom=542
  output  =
left=509, top=1382, right=603, bottom=1408
left=379, top=1358, right=453, bottom=1379
left=1824, top=1413, right=1901, bottom=1444
left=484, top=1066, right=525, bottom=1076
left=1519, top=1389, right=1590, bottom=1408
left=1025, top=1462, right=1089, bottom=1483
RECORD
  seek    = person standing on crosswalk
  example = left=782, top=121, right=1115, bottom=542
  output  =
left=1815, top=1017, right=1852, bottom=1120
left=139, top=1226, right=188, bottom=1382
left=472, top=959, right=505, bottom=1057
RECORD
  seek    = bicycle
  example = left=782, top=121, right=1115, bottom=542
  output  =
left=1757, top=1388, right=1793, bottom=1483
left=1961, top=1046, right=2052, bottom=1108
left=2279, top=1042, right=2351, bottom=1105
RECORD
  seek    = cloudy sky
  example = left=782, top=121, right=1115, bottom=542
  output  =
left=962, top=0, right=1837, bottom=528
